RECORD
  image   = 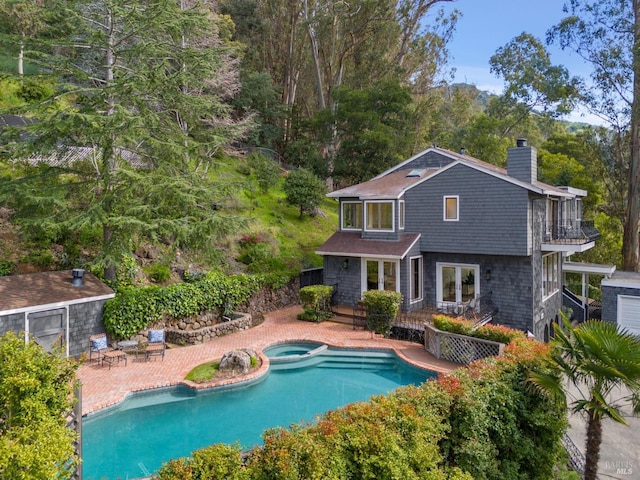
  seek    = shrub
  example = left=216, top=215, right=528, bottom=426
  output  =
left=432, top=316, right=525, bottom=346
left=298, top=285, right=333, bottom=322
left=145, top=263, right=171, bottom=283
left=0, top=260, right=15, bottom=276
left=249, top=152, right=281, bottom=193
left=158, top=444, right=248, bottom=480
left=283, top=168, right=326, bottom=218
left=102, top=272, right=285, bottom=339
left=0, top=332, right=79, bottom=478
left=362, top=290, right=402, bottom=336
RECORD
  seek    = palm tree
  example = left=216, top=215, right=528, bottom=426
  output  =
left=529, top=317, right=640, bottom=480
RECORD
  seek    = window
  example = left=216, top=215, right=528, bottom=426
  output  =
left=443, top=196, right=458, bottom=221
left=365, top=201, right=393, bottom=231
left=410, top=256, right=423, bottom=303
left=342, top=201, right=362, bottom=230
left=399, top=200, right=405, bottom=230
left=542, top=253, right=559, bottom=298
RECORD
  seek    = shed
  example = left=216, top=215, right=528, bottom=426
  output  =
left=601, top=271, right=640, bottom=336
left=0, top=270, right=115, bottom=356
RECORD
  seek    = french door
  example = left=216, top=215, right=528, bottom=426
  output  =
left=363, top=259, right=399, bottom=293
left=437, top=263, right=479, bottom=306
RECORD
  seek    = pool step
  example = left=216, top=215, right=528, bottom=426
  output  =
left=271, top=348, right=398, bottom=371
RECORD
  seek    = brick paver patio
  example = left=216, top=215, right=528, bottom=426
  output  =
left=78, top=305, right=457, bottom=416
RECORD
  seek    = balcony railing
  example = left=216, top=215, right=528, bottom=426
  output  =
left=542, top=220, right=600, bottom=244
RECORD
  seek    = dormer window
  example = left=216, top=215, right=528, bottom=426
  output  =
left=342, top=201, right=362, bottom=230
left=365, top=201, right=394, bottom=231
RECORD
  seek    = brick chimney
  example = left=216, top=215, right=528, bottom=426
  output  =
left=507, top=138, right=537, bottom=184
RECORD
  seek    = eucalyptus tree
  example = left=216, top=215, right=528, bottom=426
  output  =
left=0, top=0, right=250, bottom=281
left=548, top=0, right=640, bottom=271
left=489, top=33, right=583, bottom=136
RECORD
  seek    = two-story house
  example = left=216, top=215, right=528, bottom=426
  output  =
left=316, top=139, right=601, bottom=340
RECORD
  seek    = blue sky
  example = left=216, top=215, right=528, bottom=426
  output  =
left=439, top=0, right=599, bottom=123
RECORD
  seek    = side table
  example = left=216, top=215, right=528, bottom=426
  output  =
left=118, top=340, right=139, bottom=359
left=102, top=350, right=127, bottom=369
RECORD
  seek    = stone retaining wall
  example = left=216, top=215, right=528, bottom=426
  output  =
left=135, top=279, right=300, bottom=346
left=164, top=313, right=252, bottom=346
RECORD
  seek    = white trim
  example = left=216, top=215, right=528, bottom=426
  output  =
left=563, top=261, right=616, bottom=276
left=409, top=255, right=423, bottom=304
left=542, top=253, right=560, bottom=300
left=443, top=195, right=459, bottom=221
left=341, top=200, right=363, bottom=231
left=0, top=293, right=115, bottom=317
left=361, top=258, right=401, bottom=294
left=436, top=262, right=480, bottom=306
left=399, top=200, right=405, bottom=230
left=541, top=241, right=595, bottom=253
left=618, top=295, right=640, bottom=335
left=364, top=200, right=395, bottom=232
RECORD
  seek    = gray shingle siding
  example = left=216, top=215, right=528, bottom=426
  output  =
left=69, top=300, right=109, bottom=357
left=404, top=164, right=533, bottom=256
left=424, top=252, right=535, bottom=331
left=0, top=313, right=25, bottom=337
left=324, top=256, right=362, bottom=306
left=602, top=286, right=640, bottom=324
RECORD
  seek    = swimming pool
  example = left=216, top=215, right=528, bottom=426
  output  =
left=82, top=346, right=436, bottom=480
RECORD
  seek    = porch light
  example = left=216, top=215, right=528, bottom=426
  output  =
left=485, top=269, right=491, bottom=281
left=343, top=259, right=349, bottom=270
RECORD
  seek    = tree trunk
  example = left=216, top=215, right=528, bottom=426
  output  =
left=624, top=0, right=640, bottom=271
left=584, top=410, right=602, bottom=480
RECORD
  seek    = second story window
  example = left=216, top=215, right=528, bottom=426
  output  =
left=342, top=201, right=362, bottom=230
left=399, top=200, right=405, bottom=230
left=444, top=196, right=459, bottom=221
left=365, top=201, right=394, bottom=231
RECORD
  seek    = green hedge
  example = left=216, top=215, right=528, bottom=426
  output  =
left=362, top=290, right=403, bottom=337
left=103, top=271, right=295, bottom=339
left=157, top=336, right=566, bottom=480
left=298, top=285, right=333, bottom=322
left=432, top=315, right=526, bottom=345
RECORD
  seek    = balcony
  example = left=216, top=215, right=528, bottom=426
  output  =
left=541, top=220, right=600, bottom=252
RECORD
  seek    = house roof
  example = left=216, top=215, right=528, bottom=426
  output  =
left=0, top=270, right=115, bottom=316
left=327, top=168, right=439, bottom=199
left=328, top=146, right=576, bottom=199
left=316, top=232, right=421, bottom=259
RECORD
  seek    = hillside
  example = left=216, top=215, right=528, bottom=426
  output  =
left=0, top=154, right=338, bottom=283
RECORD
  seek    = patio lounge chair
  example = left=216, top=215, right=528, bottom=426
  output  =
left=145, top=329, right=165, bottom=361
left=89, top=333, right=114, bottom=364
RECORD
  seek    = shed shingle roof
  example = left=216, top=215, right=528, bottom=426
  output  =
left=0, top=270, right=115, bottom=315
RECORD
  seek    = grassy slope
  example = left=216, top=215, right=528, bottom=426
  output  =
left=0, top=154, right=338, bottom=277
left=222, top=157, right=337, bottom=271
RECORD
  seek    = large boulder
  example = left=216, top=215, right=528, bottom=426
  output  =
left=219, top=350, right=252, bottom=374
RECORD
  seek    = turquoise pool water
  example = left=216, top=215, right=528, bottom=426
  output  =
left=82, top=347, right=435, bottom=480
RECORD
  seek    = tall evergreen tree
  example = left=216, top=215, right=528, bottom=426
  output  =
left=0, top=0, right=249, bottom=280
left=548, top=0, right=640, bottom=271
